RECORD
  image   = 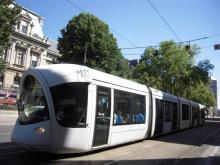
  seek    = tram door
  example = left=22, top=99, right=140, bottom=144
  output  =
left=93, top=86, right=111, bottom=147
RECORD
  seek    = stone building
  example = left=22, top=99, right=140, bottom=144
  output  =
left=1, top=5, right=59, bottom=91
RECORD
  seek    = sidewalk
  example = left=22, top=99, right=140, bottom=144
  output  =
left=0, top=110, right=18, bottom=116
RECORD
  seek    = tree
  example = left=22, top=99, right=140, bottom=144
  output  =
left=187, top=81, right=216, bottom=107
left=133, top=40, right=216, bottom=107
left=0, top=0, right=20, bottom=73
left=133, top=40, right=194, bottom=94
left=197, top=59, right=214, bottom=84
left=58, top=13, right=130, bottom=78
left=184, top=59, right=216, bottom=106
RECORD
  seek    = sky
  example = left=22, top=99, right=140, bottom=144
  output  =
left=15, top=0, right=220, bottom=107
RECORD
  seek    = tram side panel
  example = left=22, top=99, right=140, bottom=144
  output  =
left=109, top=88, right=149, bottom=146
left=150, top=90, right=179, bottom=137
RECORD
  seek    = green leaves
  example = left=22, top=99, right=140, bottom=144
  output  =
left=134, top=41, right=193, bottom=92
left=58, top=13, right=215, bottom=107
left=58, top=13, right=130, bottom=78
left=187, top=82, right=216, bottom=107
left=133, top=40, right=215, bottom=107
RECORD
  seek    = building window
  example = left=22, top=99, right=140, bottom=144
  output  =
left=17, top=21, right=20, bottom=31
left=15, top=48, right=25, bottom=66
left=20, top=21, right=28, bottom=34
left=46, top=53, right=53, bottom=58
left=3, top=48, right=8, bottom=62
left=46, top=60, right=52, bottom=65
left=0, top=74, right=4, bottom=87
left=13, top=74, right=21, bottom=89
left=31, top=53, right=39, bottom=67
left=14, top=76, right=20, bottom=85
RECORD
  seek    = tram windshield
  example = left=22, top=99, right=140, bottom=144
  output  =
left=50, top=83, right=88, bottom=128
left=18, top=76, right=50, bottom=125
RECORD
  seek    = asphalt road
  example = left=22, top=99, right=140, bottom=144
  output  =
left=0, top=112, right=17, bottom=143
left=0, top=115, right=220, bottom=165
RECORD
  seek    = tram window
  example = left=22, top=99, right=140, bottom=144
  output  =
left=156, top=99, right=164, bottom=121
left=172, top=102, right=178, bottom=120
left=172, top=102, right=178, bottom=113
left=114, top=90, right=131, bottom=125
left=154, top=99, right=164, bottom=135
left=50, top=83, right=88, bottom=128
left=164, top=101, right=172, bottom=122
left=192, top=106, right=197, bottom=119
left=132, top=94, right=145, bottom=124
left=18, top=76, right=50, bottom=125
left=96, top=87, right=111, bottom=118
left=172, top=102, right=178, bottom=130
left=182, top=104, right=189, bottom=120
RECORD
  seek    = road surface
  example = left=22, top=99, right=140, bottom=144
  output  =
left=0, top=114, right=220, bottom=165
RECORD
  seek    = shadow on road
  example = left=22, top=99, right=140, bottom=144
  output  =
left=1, top=119, right=220, bottom=164
left=153, top=119, right=220, bottom=147
left=1, top=151, right=220, bottom=165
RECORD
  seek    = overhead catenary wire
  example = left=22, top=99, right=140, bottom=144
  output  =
left=147, top=0, right=182, bottom=42
left=64, top=0, right=219, bottom=56
left=120, top=34, right=220, bottom=50
left=64, top=0, right=141, bottom=49
left=65, top=0, right=85, bottom=12
left=122, top=44, right=218, bottom=56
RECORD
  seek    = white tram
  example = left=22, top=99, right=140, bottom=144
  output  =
left=11, top=64, right=205, bottom=153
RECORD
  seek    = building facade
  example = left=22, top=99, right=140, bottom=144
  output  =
left=1, top=5, right=59, bottom=91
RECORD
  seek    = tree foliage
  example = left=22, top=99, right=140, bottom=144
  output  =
left=133, top=41, right=194, bottom=94
left=187, top=82, right=216, bottom=107
left=58, top=13, right=130, bottom=78
left=58, top=13, right=216, bottom=107
left=0, top=0, right=20, bottom=73
left=133, top=40, right=216, bottom=107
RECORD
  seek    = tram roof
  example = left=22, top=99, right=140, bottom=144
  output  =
left=150, top=87, right=178, bottom=101
left=30, top=64, right=148, bottom=93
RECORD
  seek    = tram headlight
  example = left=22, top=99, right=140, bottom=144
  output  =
left=34, top=127, right=46, bottom=134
